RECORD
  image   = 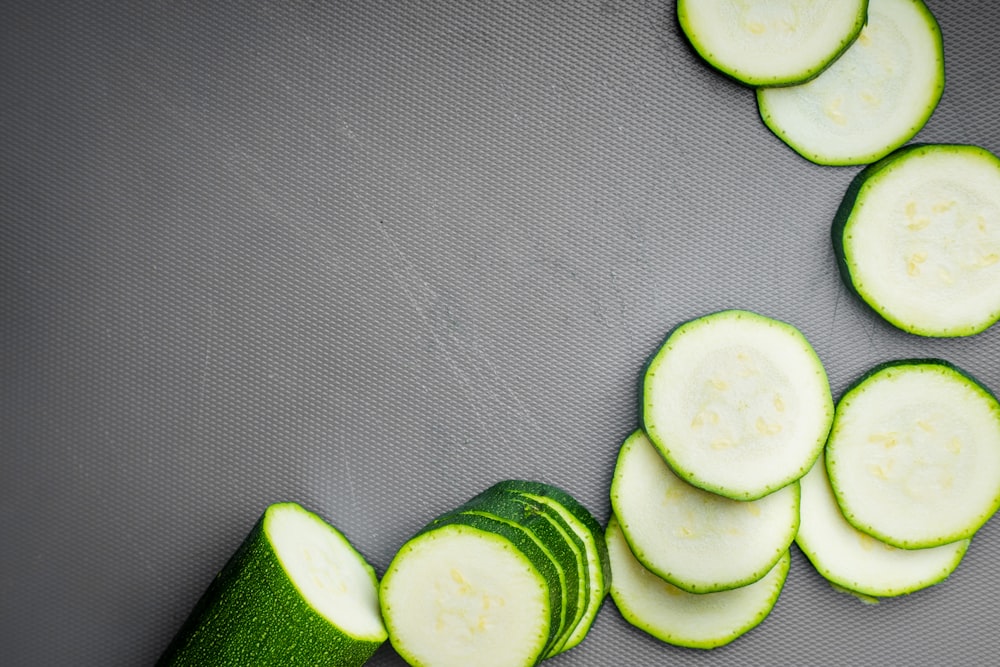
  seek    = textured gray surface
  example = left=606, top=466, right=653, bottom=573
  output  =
left=2, top=1, right=999, bottom=665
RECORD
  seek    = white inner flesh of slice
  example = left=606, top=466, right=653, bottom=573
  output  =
left=682, top=0, right=864, bottom=83
left=613, top=430, right=798, bottom=592
left=797, top=457, right=968, bottom=597
left=758, top=0, right=942, bottom=162
left=645, top=313, right=831, bottom=499
left=827, top=366, right=1000, bottom=547
left=846, top=148, right=1000, bottom=334
left=607, top=517, right=788, bottom=649
left=382, top=526, right=550, bottom=667
left=266, top=504, right=386, bottom=639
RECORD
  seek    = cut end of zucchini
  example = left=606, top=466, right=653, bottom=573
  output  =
left=835, top=144, right=1000, bottom=337
left=642, top=309, right=833, bottom=500
left=826, top=360, right=1000, bottom=549
left=757, top=0, right=944, bottom=166
left=265, top=503, right=387, bottom=642
left=678, top=0, right=868, bottom=87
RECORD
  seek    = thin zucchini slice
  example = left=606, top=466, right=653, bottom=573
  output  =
left=158, top=503, right=386, bottom=667
left=611, top=429, right=799, bottom=593
left=797, top=453, right=970, bottom=599
left=678, top=0, right=868, bottom=87
left=490, top=480, right=611, bottom=652
left=826, top=360, right=1000, bottom=549
left=757, top=0, right=944, bottom=166
left=642, top=309, right=834, bottom=501
left=833, top=143, right=1000, bottom=337
left=380, top=520, right=555, bottom=667
left=606, top=515, right=790, bottom=650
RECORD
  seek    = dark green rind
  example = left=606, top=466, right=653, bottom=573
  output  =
left=489, top=480, right=611, bottom=651
left=833, top=143, right=1000, bottom=337
left=419, top=511, right=564, bottom=662
left=158, top=504, right=384, bottom=667
left=825, top=359, right=1000, bottom=548
left=678, top=0, right=869, bottom=88
left=640, top=309, right=832, bottom=501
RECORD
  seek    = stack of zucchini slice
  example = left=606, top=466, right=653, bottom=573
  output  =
left=608, top=309, right=831, bottom=647
left=379, top=480, right=610, bottom=667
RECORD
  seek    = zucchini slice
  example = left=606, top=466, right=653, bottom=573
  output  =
left=757, top=0, right=944, bottom=166
left=797, top=453, right=970, bottom=599
left=678, top=0, right=868, bottom=87
left=826, top=360, right=1000, bottom=549
left=380, top=520, right=555, bottom=667
left=490, top=480, right=610, bottom=653
left=606, top=515, right=790, bottom=650
left=642, top=310, right=834, bottom=501
left=611, top=429, right=799, bottom=593
left=833, top=143, right=1000, bottom=337
left=158, top=503, right=386, bottom=667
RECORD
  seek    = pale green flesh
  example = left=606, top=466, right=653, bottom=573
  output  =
left=841, top=145, right=1000, bottom=336
left=380, top=524, right=551, bottom=667
left=642, top=310, right=833, bottom=500
left=265, top=503, right=386, bottom=641
left=611, top=429, right=799, bottom=593
left=797, top=455, right=969, bottom=598
left=607, top=516, right=789, bottom=649
left=757, top=0, right=944, bottom=166
left=826, top=362, right=1000, bottom=549
left=678, top=0, right=867, bottom=86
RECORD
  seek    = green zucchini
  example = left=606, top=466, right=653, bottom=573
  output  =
left=642, top=309, right=834, bottom=501
left=611, top=429, right=799, bottom=593
left=489, top=480, right=611, bottom=651
left=606, top=515, right=790, bottom=649
left=825, top=359, right=1000, bottom=549
left=757, top=0, right=944, bottom=166
left=797, top=453, right=970, bottom=599
left=380, top=519, right=556, bottom=667
left=832, top=143, right=1000, bottom=337
left=158, top=502, right=386, bottom=667
left=678, top=0, right=868, bottom=87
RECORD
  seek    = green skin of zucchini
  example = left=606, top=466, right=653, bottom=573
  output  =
left=489, top=480, right=611, bottom=592
left=157, top=513, right=383, bottom=667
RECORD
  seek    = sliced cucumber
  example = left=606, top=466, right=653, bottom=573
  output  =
left=642, top=309, right=834, bottom=501
left=833, top=143, right=1000, bottom=337
left=611, top=429, right=799, bottom=593
left=489, top=480, right=611, bottom=652
left=797, top=453, right=970, bottom=598
left=757, top=0, right=944, bottom=166
left=826, top=360, right=1000, bottom=549
left=606, top=515, right=790, bottom=650
left=380, top=521, right=554, bottom=667
left=678, top=0, right=868, bottom=87
left=158, top=502, right=386, bottom=667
